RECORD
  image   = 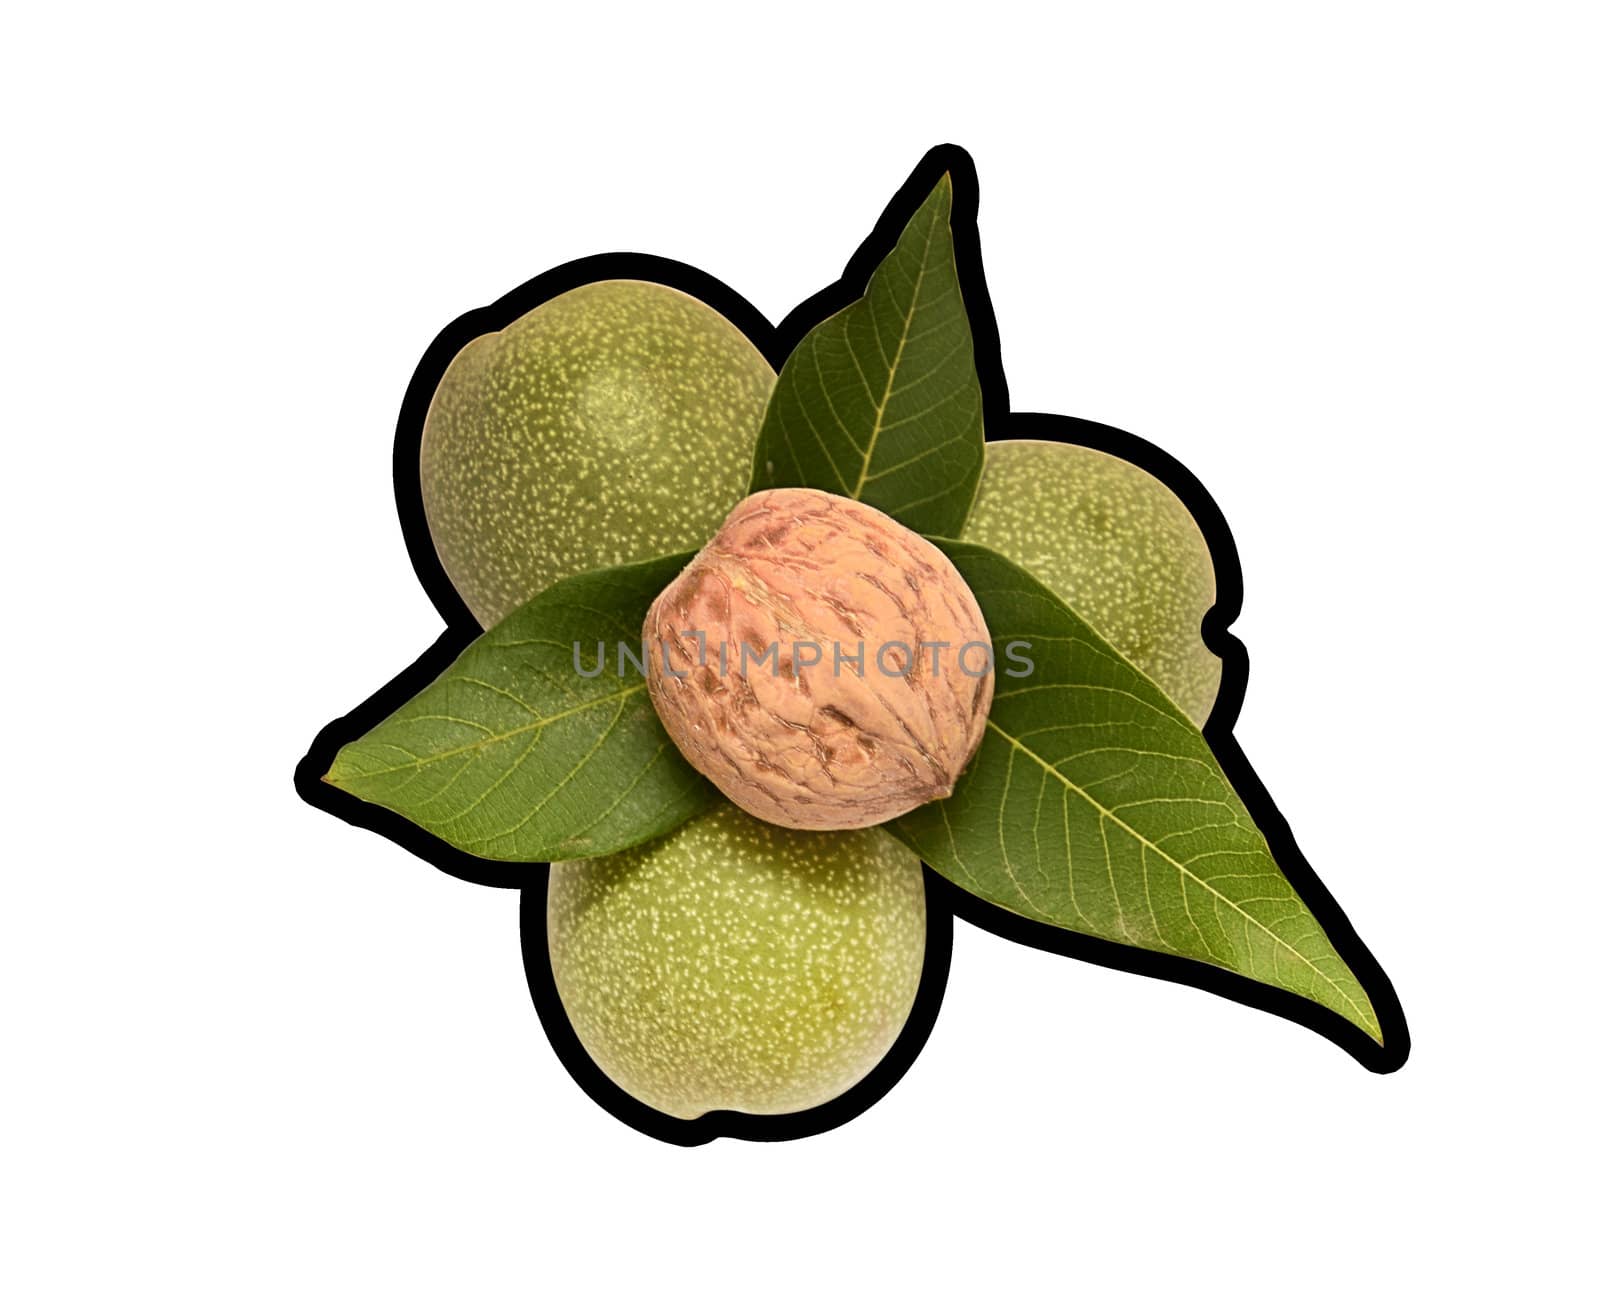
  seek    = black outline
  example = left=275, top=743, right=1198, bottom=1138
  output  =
left=295, top=143, right=1409, bottom=1146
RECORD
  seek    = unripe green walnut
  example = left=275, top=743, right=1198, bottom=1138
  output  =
left=963, top=439, right=1222, bottom=725
left=547, top=804, right=926, bottom=1119
left=420, top=280, right=775, bottom=628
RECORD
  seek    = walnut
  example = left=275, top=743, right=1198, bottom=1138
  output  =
left=642, top=488, right=993, bottom=829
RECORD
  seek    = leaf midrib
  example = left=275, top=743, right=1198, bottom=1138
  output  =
left=849, top=205, right=939, bottom=500
left=332, top=682, right=647, bottom=781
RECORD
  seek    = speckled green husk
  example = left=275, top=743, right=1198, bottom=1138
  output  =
left=548, top=805, right=926, bottom=1120
left=963, top=439, right=1222, bottom=726
left=421, top=281, right=775, bottom=628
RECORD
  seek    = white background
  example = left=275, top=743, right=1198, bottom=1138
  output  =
left=4, top=3, right=1595, bottom=1304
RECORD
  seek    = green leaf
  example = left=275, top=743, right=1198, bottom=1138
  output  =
left=326, top=554, right=714, bottom=861
left=891, top=540, right=1382, bottom=1043
left=750, top=173, right=984, bottom=536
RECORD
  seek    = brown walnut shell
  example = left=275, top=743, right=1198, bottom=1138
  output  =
left=642, top=488, right=993, bottom=830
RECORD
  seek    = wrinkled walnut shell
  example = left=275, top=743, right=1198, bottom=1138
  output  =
left=643, top=488, right=993, bottom=829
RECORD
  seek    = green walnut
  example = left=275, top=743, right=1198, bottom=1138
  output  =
left=547, top=804, right=926, bottom=1119
left=420, top=280, right=775, bottom=628
left=963, top=439, right=1222, bottom=725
